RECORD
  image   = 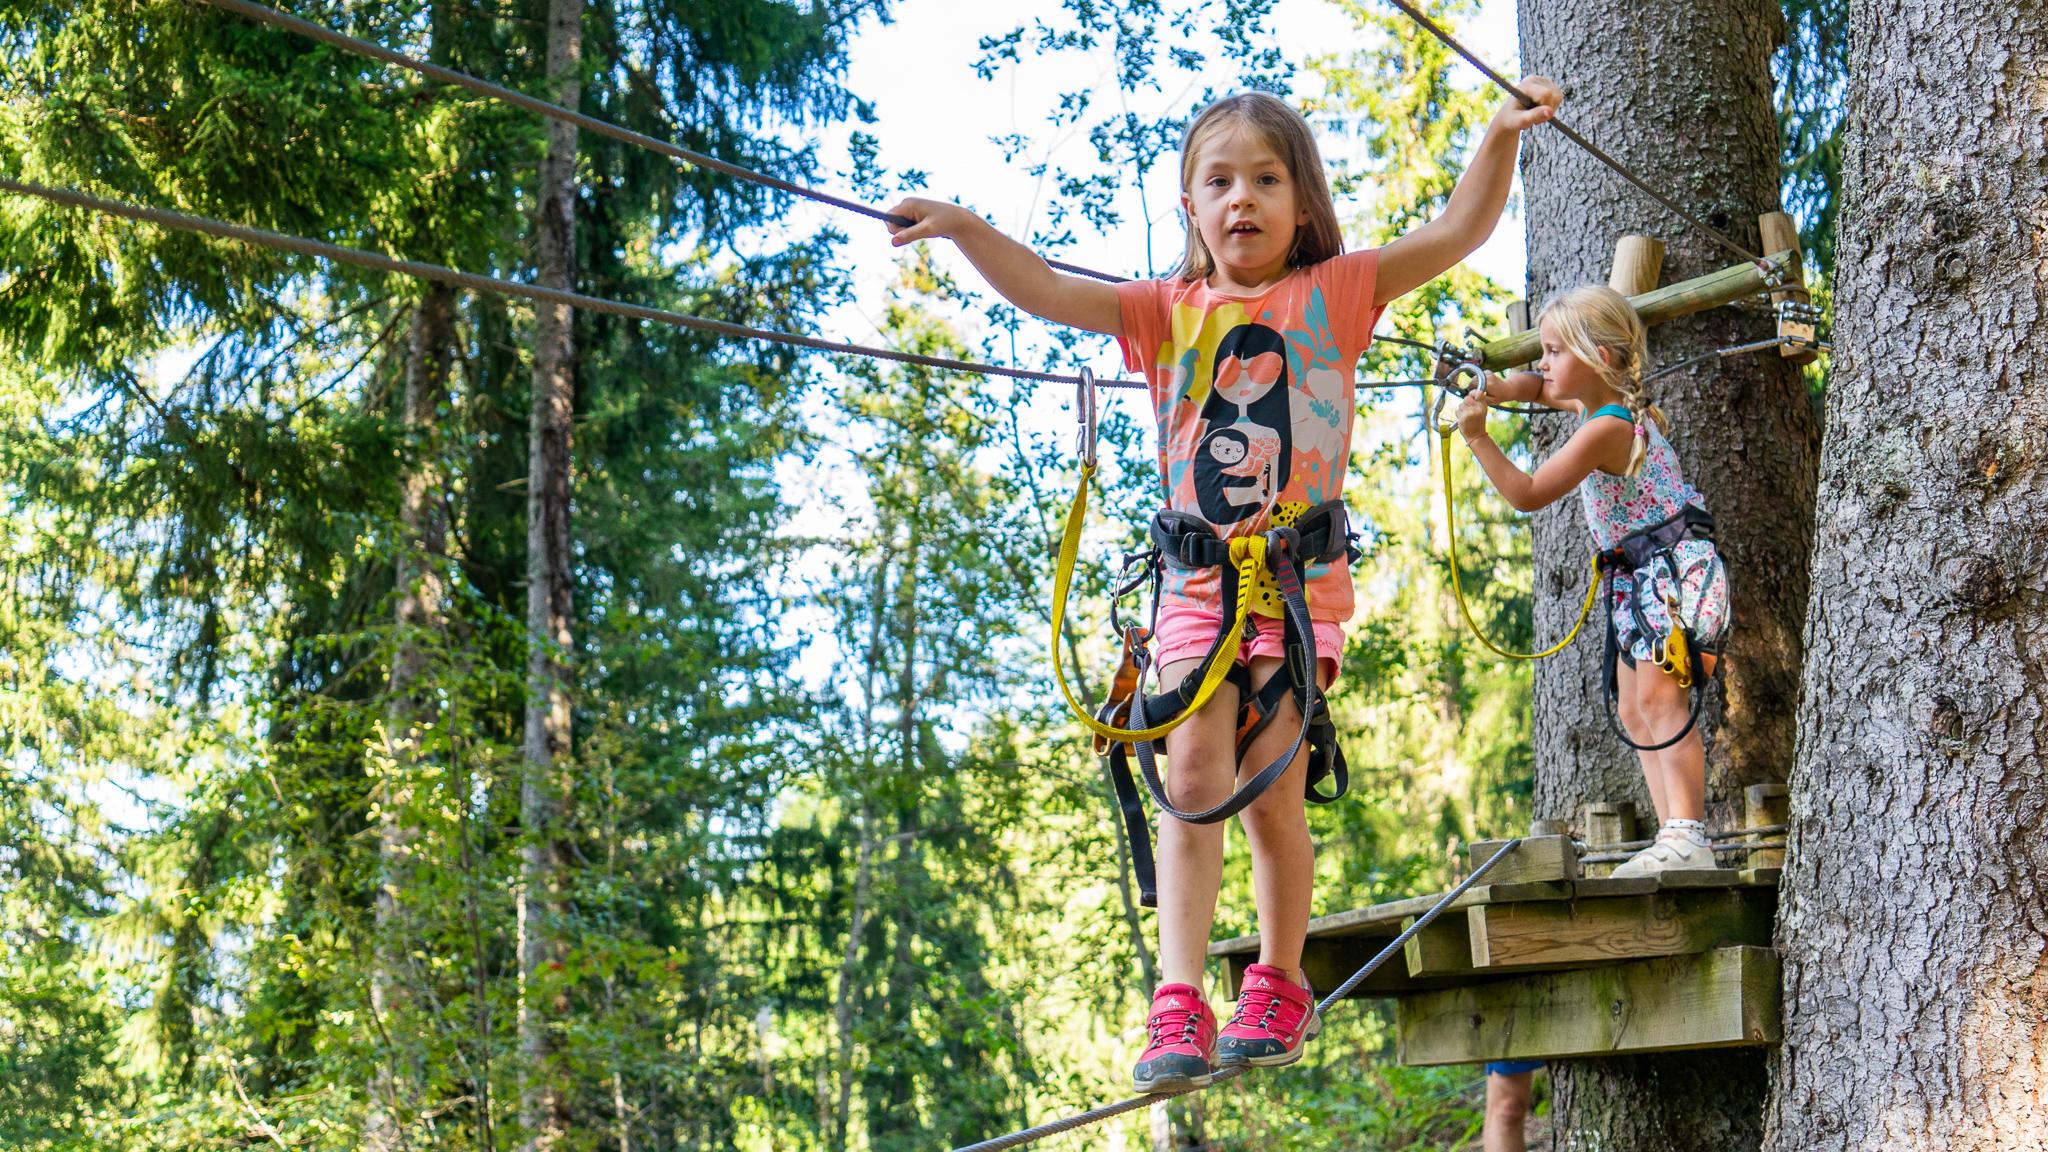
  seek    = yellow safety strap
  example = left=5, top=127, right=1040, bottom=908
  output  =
left=1438, top=428, right=1599, bottom=661
left=1050, top=462, right=1261, bottom=743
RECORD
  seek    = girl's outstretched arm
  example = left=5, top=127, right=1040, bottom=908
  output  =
left=1454, top=393, right=1632, bottom=512
left=1484, top=369, right=1582, bottom=413
left=885, top=198, right=1124, bottom=336
left=1375, top=78, right=1562, bottom=307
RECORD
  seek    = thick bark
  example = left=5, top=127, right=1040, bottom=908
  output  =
left=368, top=285, right=456, bottom=1151
left=1515, top=1, right=1818, bottom=1147
left=1763, top=3, right=2048, bottom=1148
left=517, top=0, right=581, bottom=1147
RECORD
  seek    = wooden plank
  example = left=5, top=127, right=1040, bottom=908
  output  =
left=1395, top=946, right=1781, bottom=1065
left=1467, top=889, right=1773, bottom=970
left=1402, top=913, right=1473, bottom=979
left=1474, top=250, right=1798, bottom=370
left=1580, top=801, right=1638, bottom=879
left=1222, top=937, right=1487, bottom=1000
left=1739, top=867, right=1783, bottom=888
left=1208, top=880, right=1578, bottom=959
left=1468, top=836, right=1581, bottom=885
left=1570, top=876, right=1660, bottom=899
left=1655, top=868, right=1745, bottom=889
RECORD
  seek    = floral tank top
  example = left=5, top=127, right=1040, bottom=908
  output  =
left=1577, top=405, right=1707, bottom=550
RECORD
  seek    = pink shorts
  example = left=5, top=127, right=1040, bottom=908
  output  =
left=1152, top=603, right=1345, bottom=685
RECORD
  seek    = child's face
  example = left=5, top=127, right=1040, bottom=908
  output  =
left=1536, top=317, right=1613, bottom=402
left=1182, top=126, right=1308, bottom=284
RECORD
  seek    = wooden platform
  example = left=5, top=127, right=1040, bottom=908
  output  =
left=1207, top=836, right=1785, bottom=1065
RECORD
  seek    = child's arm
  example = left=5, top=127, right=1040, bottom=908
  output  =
left=1374, top=78, right=1562, bottom=307
left=1483, top=369, right=1582, bottom=413
left=884, top=198, right=1124, bottom=337
left=1454, top=393, right=1632, bottom=512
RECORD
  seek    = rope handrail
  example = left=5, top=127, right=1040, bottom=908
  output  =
left=192, top=0, right=1130, bottom=285
left=0, top=177, right=1143, bottom=390
left=946, top=838, right=1525, bottom=1152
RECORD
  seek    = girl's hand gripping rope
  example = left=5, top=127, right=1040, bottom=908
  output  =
left=1489, top=75, right=1563, bottom=134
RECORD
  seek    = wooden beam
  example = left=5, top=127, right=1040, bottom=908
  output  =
left=1472, top=249, right=1798, bottom=370
left=1759, top=212, right=1819, bottom=366
left=1394, top=946, right=1781, bottom=1065
left=1465, top=889, right=1773, bottom=971
left=1468, top=836, right=1581, bottom=885
left=1222, top=936, right=1483, bottom=1000
left=1745, top=782, right=1790, bottom=868
left=1402, top=912, right=1474, bottom=978
left=1580, top=801, right=1638, bottom=878
left=1208, top=877, right=1586, bottom=959
left=1608, top=235, right=1665, bottom=296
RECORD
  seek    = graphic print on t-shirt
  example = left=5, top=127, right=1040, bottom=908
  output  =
left=1194, top=322, right=1292, bottom=525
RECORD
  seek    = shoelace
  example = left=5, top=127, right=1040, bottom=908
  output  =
left=1230, top=987, right=1292, bottom=1037
left=1149, top=1005, right=1202, bottom=1049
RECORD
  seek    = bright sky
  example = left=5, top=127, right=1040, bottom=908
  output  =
left=770, top=0, right=1527, bottom=687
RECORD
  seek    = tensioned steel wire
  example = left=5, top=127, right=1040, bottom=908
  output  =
left=947, top=838, right=1525, bottom=1152
left=1380, top=0, right=1772, bottom=272
left=192, top=0, right=1129, bottom=285
left=0, top=177, right=1147, bottom=390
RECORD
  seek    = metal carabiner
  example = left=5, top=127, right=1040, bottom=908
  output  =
left=1075, top=367, right=1099, bottom=469
left=1430, top=357, right=1486, bottom=434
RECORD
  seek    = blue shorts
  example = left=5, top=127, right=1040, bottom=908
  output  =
left=1486, top=1060, right=1544, bottom=1076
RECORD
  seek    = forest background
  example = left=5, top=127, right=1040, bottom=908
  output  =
left=0, top=0, right=1844, bottom=1149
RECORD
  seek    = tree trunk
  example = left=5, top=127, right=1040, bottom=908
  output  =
left=368, top=284, right=456, bottom=1151
left=518, top=0, right=581, bottom=1147
left=1763, top=4, right=2048, bottom=1148
left=1515, top=1, right=1818, bottom=1147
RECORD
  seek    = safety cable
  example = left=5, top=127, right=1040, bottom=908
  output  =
left=948, top=838, right=1525, bottom=1152
left=0, top=177, right=1144, bottom=390
left=193, top=0, right=1128, bottom=285
left=1381, top=0, right=1770, bottom=272
left=1641, top=334, right=1830, bottom=385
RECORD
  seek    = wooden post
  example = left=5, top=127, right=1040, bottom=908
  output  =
left=1530, top=818, right=1570, bottom=838
left=1744, top=783, right=1790, bottom=869
left=1473, top=249, right=1799, bottom=370
left=1608, top=235, right=1666, bottom=296
left=1581, top=801, right=1638, bottom=878
left=1505, top=300, right=1536, bottom=371
left=1759, top=212, right=1819, bottom=366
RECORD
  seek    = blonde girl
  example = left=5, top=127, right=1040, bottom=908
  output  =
left=1455, top=285, right=1732, bottom=879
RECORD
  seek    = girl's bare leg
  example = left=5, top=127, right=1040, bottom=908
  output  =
left=1634, top=659, right=1704, bottom=822
left=1235, top=655, right=1332, bottom=989
left=1614, top=661, right=1669, bottom=824
left=1153, top=656, right=1241, bottom=990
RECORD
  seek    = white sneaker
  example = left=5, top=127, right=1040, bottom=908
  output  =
left=1611, top=833, right=1717, bottom=878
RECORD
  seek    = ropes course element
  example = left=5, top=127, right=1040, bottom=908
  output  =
left=0, top=177, right=1144, bottom=391
left=1437, top=421, right=1599, bottom=661
left=1641, top=333, right=1831, bottom=385
left=1381, top=0, right=1772, bottom=273
left=948, top=838, right=1526, bottom=1152
left=193, top=0, right=1130, bottom=285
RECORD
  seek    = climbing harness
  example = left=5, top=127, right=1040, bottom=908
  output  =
left=1050, top=375, right=1355, bottom=907
left=948, top=838, right=1525, bottom=1152
left=1430, top=366, right=1600, bottom=662
left=1596, top=504, right=1725, bottom=751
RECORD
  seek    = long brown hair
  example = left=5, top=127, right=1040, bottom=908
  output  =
left=1173, top=93, right=1344, bottom=281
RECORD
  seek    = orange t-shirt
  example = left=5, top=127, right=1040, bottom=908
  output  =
left=1114, top=250, right=1382, bottom=623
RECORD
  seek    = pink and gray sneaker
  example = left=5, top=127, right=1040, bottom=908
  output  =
left=1132, top=983, right=1218, bottom=1092
left=1215, top=963, right=1320, bottom=1068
